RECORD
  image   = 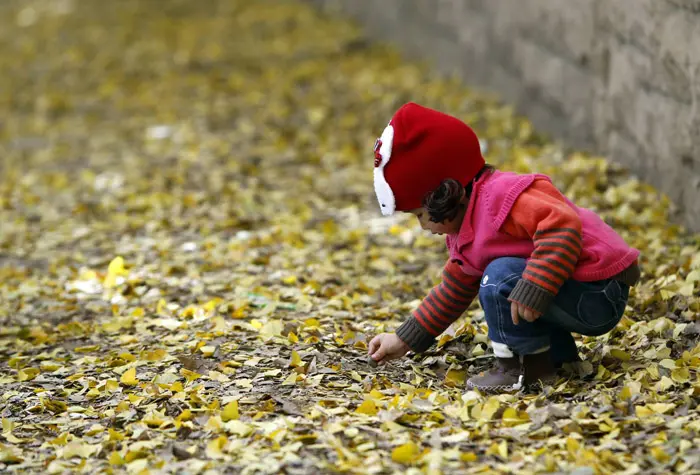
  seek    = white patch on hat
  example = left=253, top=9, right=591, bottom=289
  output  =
left=373, top=124, right=396, bottom=216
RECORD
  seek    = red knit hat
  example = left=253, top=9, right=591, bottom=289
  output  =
left=373, top=103, right=485, bottom=215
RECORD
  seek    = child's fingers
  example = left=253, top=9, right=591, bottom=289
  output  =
left=371, top=346, right=386, bottom=363
left=522, top=308, right=540, bottom=322
left=368, top=335, right=381, bottom=355
left=511, top=302, right=519, bottom=325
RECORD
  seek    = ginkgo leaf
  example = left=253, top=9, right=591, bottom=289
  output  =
left=259, top=320, right=283, bottom=341
left=610, top=349, right=631, bottom=361
left=222, top=401, right=239, bottom=422
left=289, top=351, right=303, bottom=368
left=647, top=403, right=676, bottom=414
left=120, top=368, right=138, bottom=386
left=391, top=442, right=421, bottom=464
left=355, top=400, right=378, bottom=416
left=224, top=421, right=253, bottom=437
left=103, top=450, right=123, bottom=466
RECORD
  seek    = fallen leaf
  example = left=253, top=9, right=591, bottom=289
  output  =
left=391, top=442, right=421, bottom=464
left=222, top=401, right=239, bottom=421
left=120, top=368, right=138, bottom=386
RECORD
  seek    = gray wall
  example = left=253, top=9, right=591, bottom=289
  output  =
left=309, top=0, right=700, bottom=232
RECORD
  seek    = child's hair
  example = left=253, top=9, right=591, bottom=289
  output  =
left=423, top=164, right=495, bottom=223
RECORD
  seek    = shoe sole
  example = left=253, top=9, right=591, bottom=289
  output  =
left=466, top=377, right=557, bottom=393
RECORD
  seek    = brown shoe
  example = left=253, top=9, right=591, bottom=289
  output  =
left=466, top=351, right=557, bottom=393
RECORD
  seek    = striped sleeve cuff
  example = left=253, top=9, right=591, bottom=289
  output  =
left=395, top=316, right=436, bottom=353
left=508, top=278, right=556, bottom=315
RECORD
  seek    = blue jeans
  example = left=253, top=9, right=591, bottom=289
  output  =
left=479, top=257, right=630, bottom=364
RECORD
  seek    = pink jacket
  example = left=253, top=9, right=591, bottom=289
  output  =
left=446, top=171, right=640, bottom=281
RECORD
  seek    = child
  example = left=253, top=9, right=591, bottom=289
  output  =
left=367, top=103, right=640, bottom=392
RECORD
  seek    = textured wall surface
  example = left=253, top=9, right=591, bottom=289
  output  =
left=309, top=0, right=700, bottom=231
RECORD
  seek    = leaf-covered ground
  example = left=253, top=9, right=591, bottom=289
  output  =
left=1, top=0, right=699, bottom=473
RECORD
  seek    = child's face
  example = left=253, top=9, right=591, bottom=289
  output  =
left=408, top=208, right=462, bottom=236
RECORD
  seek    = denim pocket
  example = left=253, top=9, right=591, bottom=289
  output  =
left=576, top=280, right=627, bottom=335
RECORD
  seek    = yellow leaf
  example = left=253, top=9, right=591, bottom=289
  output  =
left=2, top=433, right=24, bottom=444
left=108, top=429, right=125, bottom=441
left=40, top=361, right=61, bottom=372
left=654, top=376, right=675, bottom=392
left=224, top=420, right=252, bottom=437
left=109, top=451, right=124, bottom=466
left=281, top=373, right=298, bottom=385
left=203, top=298, right=222, bottom=312
left=620, top=386, right=632, bottom=401
left=288, top=332, right=299, bottom=343
left=444, top=369, right=466, bottom=387
left=659, top=359, right=676, bottom=369
left=206, top=436, right=228, bottom=459
left=49, top=433, right=69, bottom=446
left=647, top=403, right=675, bottom=414
left=108, top=256, right=126, bottom=274
left=119, top=352, right=136, bottom=362
left=120, top=367, right=137, bottom=386
left=75, top=345, right=100, bottom=353
left=566, top=437, right=580, bottom=454
left=650, top=446, right=671, bottom=463
left=610, top=349, right=631, bottom=361
left=42, top=399, right=67, bottom=414
left=141, top=349, right=167, bottom=362
left=635, top=405, right=654, bottom=418
left=107, top=379, right=122, bottom=393
left=200, top=345, right=217, bottom=357
left=486, top=441, right=508, bottom=458
left=502, top=407, right=529, bottom=426
left=222, top=401, right=239, bottom=421
left=480, top=397, right=501, bottom=421
left=259, top=320, right=283, bottom=341
left=142, top=411, right=166, bottom=427
left=460, top=452, right=478, bottom=462
left=671, top=367, right=690, bottom=383
left=303, top=318, right=320, bottom=328
left=17, top=368, right=40, bottom=382
left=369, top=389, right=384, bottom=400
left=391, top=442, right=421, bottom=464
left=176, top=409, right=192, bottom=422
left=659, top=289, right=674, bottom=301
left=61, top=442, right=97, bottom=459
left=678, top=283, right=695, bottom=297
left=127, top=395, right=143, bottom=405
left=131, top=307, right=145, bottom=317
left=356, top=399, right=378, bottom=416
left=104, top=256, right=128, bottom=288
left=1, top=419, right=15, bottom=434
left=289, top=350, right=302, bottom=368
left=180, top=369, right=201, bottom=382
left=235, top=378, right=253, bottom=389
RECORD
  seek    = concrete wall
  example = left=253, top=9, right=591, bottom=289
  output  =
left=309, top=0, right=700, bottom=232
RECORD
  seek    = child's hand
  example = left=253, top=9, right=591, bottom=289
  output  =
left=511, top=301, right=542, bottom=324
left=368, top=333, right=410, bottom=364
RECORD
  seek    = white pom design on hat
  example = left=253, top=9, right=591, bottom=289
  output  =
left=373, top=124, right=395, bottom=216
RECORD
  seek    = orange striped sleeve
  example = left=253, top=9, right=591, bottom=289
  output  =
left=395, top=259, right=480, bottom=352
left=412, top=259, right=480, bottom=336
left=501, top=179, right=582, bottom=313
